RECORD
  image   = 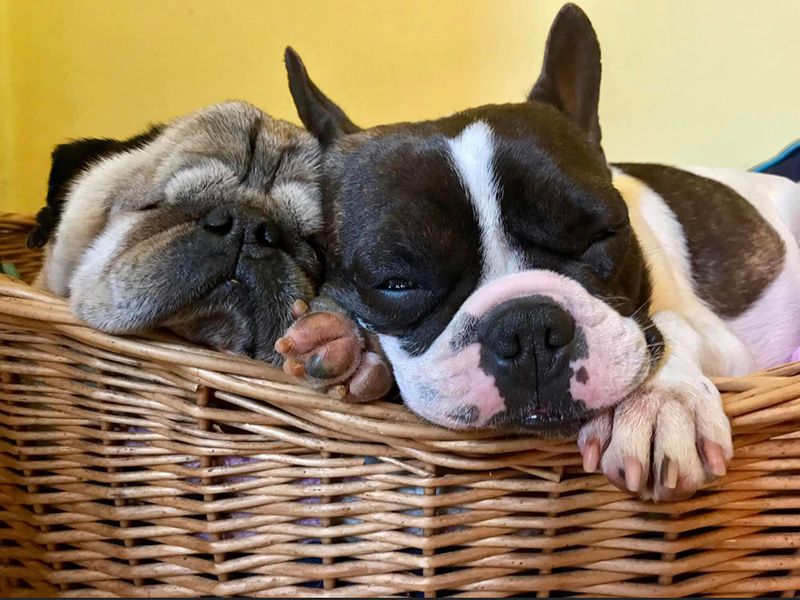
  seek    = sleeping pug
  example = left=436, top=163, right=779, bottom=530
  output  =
left=29, top=101, right=325, bottom=364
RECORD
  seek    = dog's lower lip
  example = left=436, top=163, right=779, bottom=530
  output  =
left=519, top=409, right=585, bottom=433
left=523, top=411, right=565, bottom=426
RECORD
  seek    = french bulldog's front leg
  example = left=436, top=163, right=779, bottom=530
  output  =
left=275, top=296, right=393, bottom=402
left=578, top=311, right=733, bottom=501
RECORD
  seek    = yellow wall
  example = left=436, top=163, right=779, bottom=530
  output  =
left=0, top=0, right=12, bottom=208
left=2, top=0, right=799, bottom=214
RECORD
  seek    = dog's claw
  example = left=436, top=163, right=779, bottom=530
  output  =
left=274, top=337, right=292, bottom=354
left=660, top=458, right=679, bottom=489
left=702, top=439, right=728, bottom=477
left=283, top=357, right=305, bottom=377
left=328, top=385, right=348, bottom=399
left=581, top=439, right=600, bottom=473
left=625, top=456, right=642, bottom=492
left=291, top=299, right=310, bottom=319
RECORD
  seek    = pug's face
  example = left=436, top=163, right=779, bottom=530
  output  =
left=32, top=101, right=324, bottom=363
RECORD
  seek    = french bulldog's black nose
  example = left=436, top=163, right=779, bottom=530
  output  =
left=478, top=297, right=583, bottom=430
left=202, top=206, right=234, bottom=236
left=481, top=297, right=575, bottom=373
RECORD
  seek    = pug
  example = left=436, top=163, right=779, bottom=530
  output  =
left=29, top=101, right=325, bottom=364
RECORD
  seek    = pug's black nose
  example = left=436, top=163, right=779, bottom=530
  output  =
left=202, top=207, right=234, bottom=236
left=253, top=221, right=283, bottom=248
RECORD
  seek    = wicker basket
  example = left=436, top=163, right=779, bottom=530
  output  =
left=3, top=212, right=800, bottom=598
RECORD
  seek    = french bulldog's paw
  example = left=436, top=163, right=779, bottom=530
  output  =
left=275, top=305, right=392, bottom=402
left=578, top=375, right=732, bottom=502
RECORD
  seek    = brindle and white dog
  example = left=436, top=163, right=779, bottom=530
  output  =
left=279, top=5, right=800, bottom=500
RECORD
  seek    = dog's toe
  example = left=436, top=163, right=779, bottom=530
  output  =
left=650, top=399, right=705, bottom=501
left=345, top=352, right=393, bottom=402
left=304, top=336, right=362, bottom=381
left=598, top=392, right=658, bottom=496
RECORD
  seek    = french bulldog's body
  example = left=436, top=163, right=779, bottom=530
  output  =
left=280, top=4, right=800, bottom=500
left=31, top=101, right=325, bottom=364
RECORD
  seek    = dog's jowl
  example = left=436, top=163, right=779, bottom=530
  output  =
left=31, top=101, right=325, bottom=364
left=282, top=3, right=800, bottom=500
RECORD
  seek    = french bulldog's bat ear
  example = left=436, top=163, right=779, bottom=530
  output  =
left=284, top=46, right=360, bottom=145
left=27, top=126, right=164, bottom=249
left=528, top=3, right=602, bottom=146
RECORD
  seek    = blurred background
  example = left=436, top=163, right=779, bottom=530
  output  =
left=1, top=0, right=799, bottom=214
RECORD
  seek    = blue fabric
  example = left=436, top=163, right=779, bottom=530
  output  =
left=752, top=140, right=800, bottom=182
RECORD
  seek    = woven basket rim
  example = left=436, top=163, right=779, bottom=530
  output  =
left=1, top=212, right=799, bottom=462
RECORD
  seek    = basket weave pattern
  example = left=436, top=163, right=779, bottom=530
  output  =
left=2, top=212, right=800, bottom=597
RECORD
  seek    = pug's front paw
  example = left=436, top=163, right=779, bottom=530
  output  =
left=275, top=301, right=392, bottom=402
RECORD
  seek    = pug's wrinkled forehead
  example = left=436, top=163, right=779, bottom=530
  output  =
left=34, top=100, right=323, bottom=294
left=153, top=102, right=322, bottom=233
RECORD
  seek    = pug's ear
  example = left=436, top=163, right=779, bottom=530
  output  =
left=27, top=126, right=164, bottom=249
left=284, top=46, right=360, bottom=145
left=28, top=139, right=118, bottom=248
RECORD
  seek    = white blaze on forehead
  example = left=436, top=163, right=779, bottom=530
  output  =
left=447, top=121, right=523, bottom=282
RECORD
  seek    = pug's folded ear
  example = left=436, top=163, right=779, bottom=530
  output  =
left=32, top=125, right=165, bottom=296
left=27, top=126, right=164, bottom=249
left=28, top=139, right=120, bottom=249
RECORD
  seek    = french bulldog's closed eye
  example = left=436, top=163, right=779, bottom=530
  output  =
left=34, top=100, right=325, bottom=365
left=376, top=278, right=422, bottom=292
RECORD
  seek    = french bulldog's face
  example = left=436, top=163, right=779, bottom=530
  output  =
left=286, top=5, right=663, bottom=435
left=32, top=101, right=324, bottom=364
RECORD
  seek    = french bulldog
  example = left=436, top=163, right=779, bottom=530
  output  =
left=29, top=101, right=325, bottom=364
left=279, top=3, right=800, bottom=501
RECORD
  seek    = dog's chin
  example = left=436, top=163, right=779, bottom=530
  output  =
left=164, top=280, right=289, bottom=364
left=483, top=405, right=594, bottom=439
